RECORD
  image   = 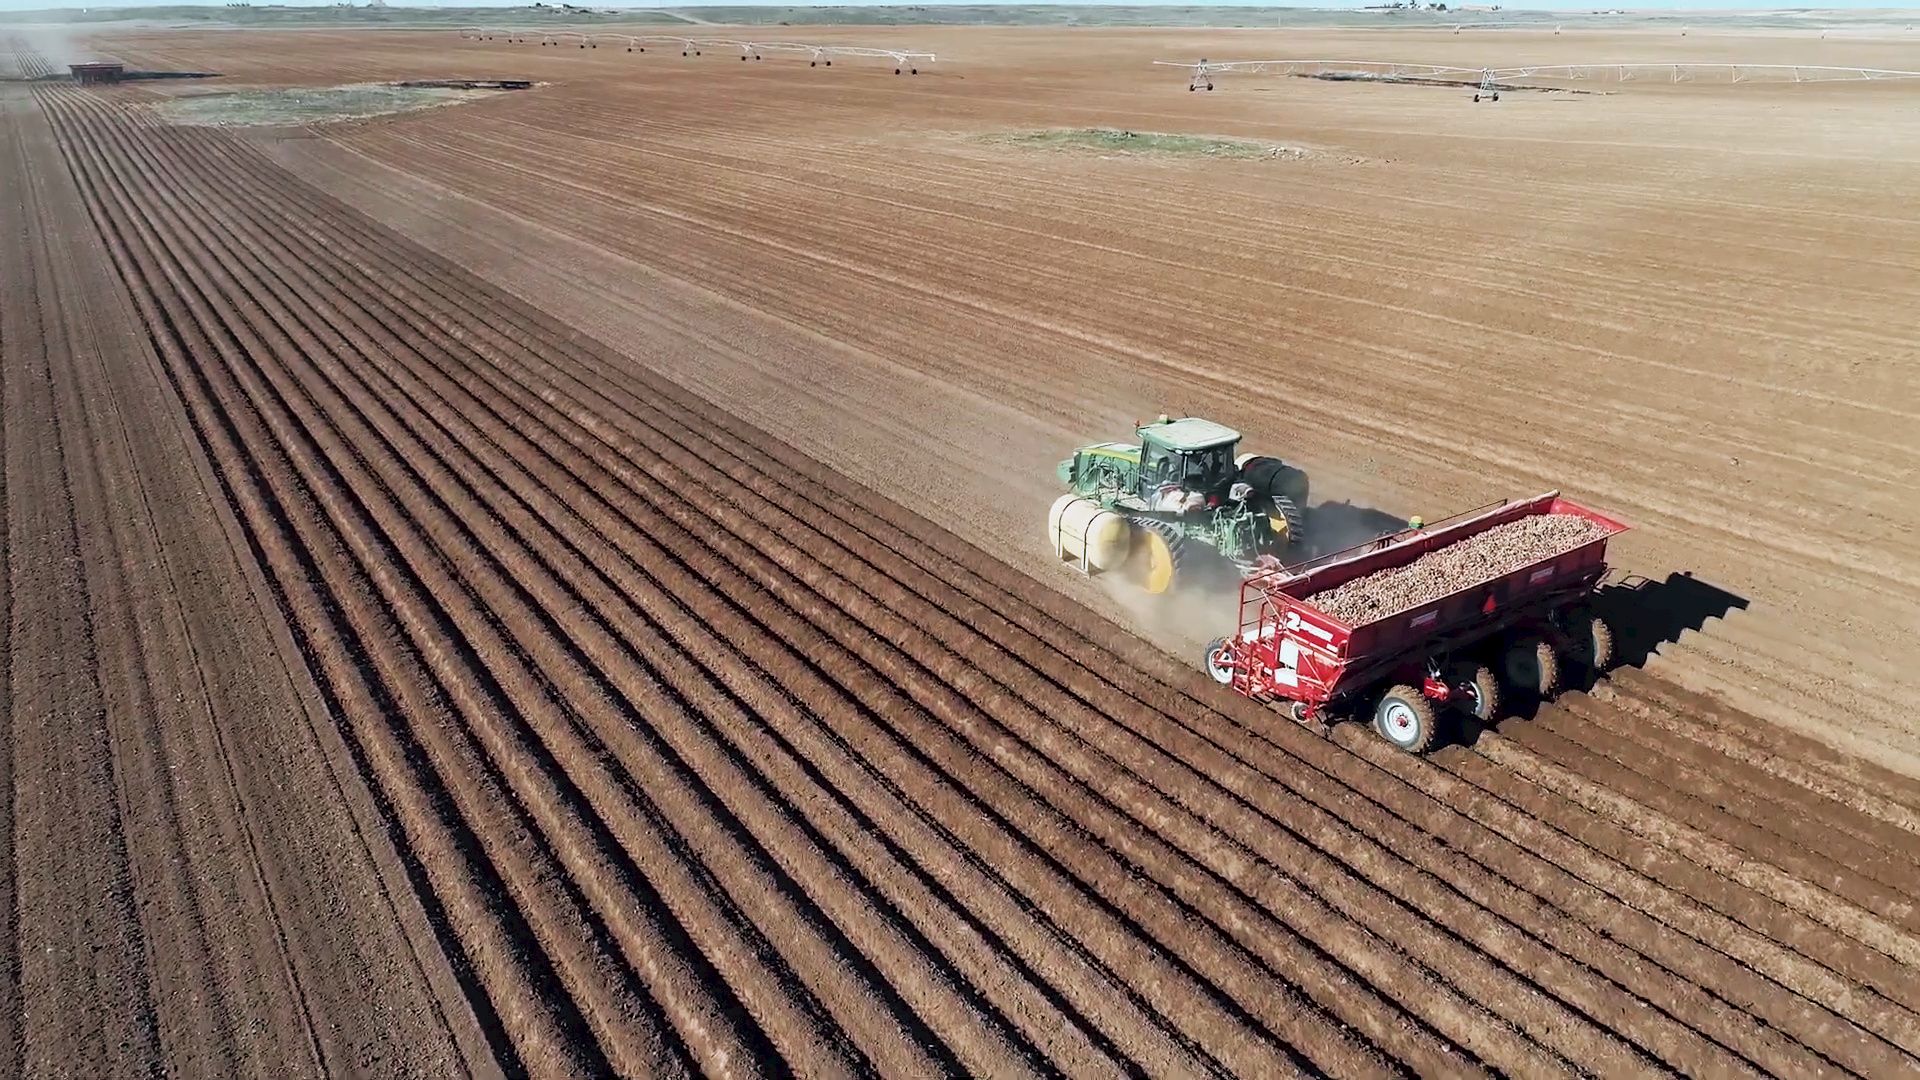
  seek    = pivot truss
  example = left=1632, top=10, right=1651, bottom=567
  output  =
left=1154, top=57, right=1920, bottom=96
left=460, top=27, right=935, bottom=73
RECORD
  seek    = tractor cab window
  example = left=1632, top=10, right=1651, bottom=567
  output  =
left=1182, top=446, right=1230, bottom=489
left=1142, top=442, right=1230, bottom=494
left=1141, top=443, right=1177, bottom=489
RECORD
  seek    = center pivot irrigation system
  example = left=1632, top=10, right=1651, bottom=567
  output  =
left=460, top=27, right=935, bottom=74
left=1155, top=57, right=1920, bottom=99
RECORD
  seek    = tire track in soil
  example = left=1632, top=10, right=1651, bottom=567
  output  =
left=1546, top=692, right=1920, bottom=897
left=1534, top=698, right=1920, bottom=933
left=1487, top=715, right=1920, bottom=1029
left=1402, top=737, right=1916, bottom=1076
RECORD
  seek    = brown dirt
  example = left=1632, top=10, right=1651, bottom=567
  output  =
left=167, top=22, right=1920, bottom=775
left=1, top=23, right=1917, bottom=1078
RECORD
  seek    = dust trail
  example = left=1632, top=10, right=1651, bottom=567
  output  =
left=10, top=24, right=100, bottom=72
left=1095, top=574, right=1240, bottom=662
left=1083, top=495, right=1415, bottom=665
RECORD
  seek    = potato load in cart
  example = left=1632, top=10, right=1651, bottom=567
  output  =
left=1204, top=492, right=1628, bottom=753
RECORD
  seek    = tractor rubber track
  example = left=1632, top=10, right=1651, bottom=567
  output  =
left=22, top=84, right=1920, bottom=1077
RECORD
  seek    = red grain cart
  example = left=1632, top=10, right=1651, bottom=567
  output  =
left=1203, top=491, right=1628, bottom=752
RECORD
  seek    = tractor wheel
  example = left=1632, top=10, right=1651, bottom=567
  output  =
left=1203, top=638, right=1235, bottom=685
left=1268, top=494, right=1306, bottom=551
left=1374, top=685, right=1439, bottom=753
left=1124, top=518, right=1192, bottom=596
left=1449, top=663, right=1501, bottom=722
left=1502, top=634, right=1562, bottom=699
left=1237, top=454, right=1309, bottom=507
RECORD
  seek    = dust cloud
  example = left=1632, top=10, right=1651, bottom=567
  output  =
left=8, top=24, right=100, bottom=71
left=1085, top=496, right=1414, bottom=666
left=1094, top=573, right=1239, bottom=662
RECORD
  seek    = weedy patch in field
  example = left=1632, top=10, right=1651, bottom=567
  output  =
left=155, top=83, right=513, bottom=127
left=990, top=128, right=1308, bottom=160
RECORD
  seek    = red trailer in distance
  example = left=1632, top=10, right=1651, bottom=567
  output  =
left=1205, top=491, right=1629, bottom=752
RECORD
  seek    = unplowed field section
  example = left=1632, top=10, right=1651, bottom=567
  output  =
left=18, top=83, right=1920, bottom=1075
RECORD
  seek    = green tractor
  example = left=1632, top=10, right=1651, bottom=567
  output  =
left=1049, top=415, right=1309, bottom=594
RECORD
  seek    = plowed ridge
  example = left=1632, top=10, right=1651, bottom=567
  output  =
left=26, top=83, right=1920, bottom=1076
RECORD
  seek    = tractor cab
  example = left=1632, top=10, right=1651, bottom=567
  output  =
left=1136, top=417, right=1239, bottom=502
left=1051, top=413, right=1309, bottom=595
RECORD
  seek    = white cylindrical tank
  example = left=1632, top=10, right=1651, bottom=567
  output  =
left=1049, top=495, right=1132, bottom=572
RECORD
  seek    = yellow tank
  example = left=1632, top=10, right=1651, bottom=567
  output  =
left=1048, top=495, right=1132, bottom=572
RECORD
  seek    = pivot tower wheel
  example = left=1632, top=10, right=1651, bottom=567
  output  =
left=1374, top=685, right=1439, bottom=754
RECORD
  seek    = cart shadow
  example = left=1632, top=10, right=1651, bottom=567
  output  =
left=1450, top=570, right=1749, bottom=748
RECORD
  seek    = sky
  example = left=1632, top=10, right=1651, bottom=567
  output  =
left=3, top=1, right=1915, bottom=12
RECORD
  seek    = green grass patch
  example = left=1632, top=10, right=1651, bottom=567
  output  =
left=992, top=128, right=1302, bottom=160
left=156, top=83, right=498, bottom=128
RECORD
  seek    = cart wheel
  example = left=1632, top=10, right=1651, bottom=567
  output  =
left=1559, top=610, right=1616, bottom=684
left=1374, top=685, right=1438, bottom=754
left=1449, top=663, right=1501, bottom=722
left=1203, top=638, right=1234, bottom=685
left=1502, top=634, right=1561, bottom=699
left=1473, top=93, right=1481, bottom=102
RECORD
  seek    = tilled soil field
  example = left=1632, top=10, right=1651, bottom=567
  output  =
left=3, top=26, right=1920, bottom=1080
left=174, top=24, right=1918, bottom=774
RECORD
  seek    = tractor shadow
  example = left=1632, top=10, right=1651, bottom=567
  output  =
left=1451, top=570, right=1750, bottom=748
left=1299, top=501, right=1415, bottom=560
